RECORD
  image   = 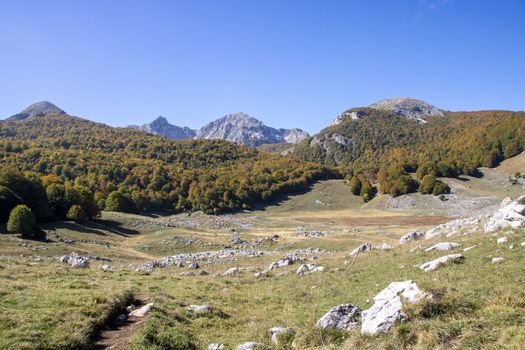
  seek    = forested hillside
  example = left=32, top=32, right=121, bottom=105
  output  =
left=0, top=115, right=336, bottom=218
left=295, top=109, right=525, bottom=197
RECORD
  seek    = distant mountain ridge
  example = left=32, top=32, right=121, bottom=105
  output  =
left=195, top=112, right=309, bottom=147
left=8, top=101, right=67, bottom=121
left=128, top=116, right=196, bottom=140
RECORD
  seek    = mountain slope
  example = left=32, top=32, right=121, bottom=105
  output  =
left=296, top=108, right=525, bottom=176
left=195, top=112, right=309, bottom=147
left=0, top=114, right=334, bottom=214
left=128, top=116, right=196, bottom=140
left=8, top=101, right=67, bottom=121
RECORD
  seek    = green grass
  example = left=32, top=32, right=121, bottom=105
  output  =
left=0, top=176, right=524, bottom=349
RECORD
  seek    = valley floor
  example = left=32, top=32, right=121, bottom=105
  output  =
left=0, top=160, right=524, bottom=350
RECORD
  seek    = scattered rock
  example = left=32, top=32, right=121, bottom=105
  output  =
left=496, top=237, right=508, bottom=244
left=350, top=242, right=372, bottom=256
left=316, top=304, right=362, bottom=330
left=484, top=195, right=525, bottom=232
left=361, top=281, right=429, bottom=335
left=420, top=254, right=465, bottom=272
left=186, top=304, right=212, bottom=314
left=231, top=237, right=246, bottom=245
left=196, top=270, right=209, bottom=276
left=236, top=342, right=265, bottom=350
left=399, top=231, right=424, bottom=244
left=269, top=256, right=303, bottom=270
left=129, top=303, right=153, bottom=317
left=255, top=270, right=269, bottom=278
left=492, top=257, right=505, bottom=264
left=117, top=314, right=127, bottom=322
left=223, top=267, right=241, bottom=277
left=269, top=327, right=295, bottom=345
left=100, top=264, right=112, bottom=272
left=208, top=344, right=224, bottom=350
left=296, top=263, right=325, bottom=276
left=377, top=242, right=393, bottom=250
left=60, top=252, right=90, bottom=268
left=187, top=261, right=200, bottom=269
left=424, top=242, right=460, bottom=252
left=180, top=271, right=195, bottom=276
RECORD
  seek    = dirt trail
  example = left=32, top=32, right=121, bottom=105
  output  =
left=94, top=293, right=150, bottom=350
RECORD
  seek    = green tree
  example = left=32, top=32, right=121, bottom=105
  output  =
left=67, top=205, right=87, bottom=223
left=105, top=191, right=137, bottom=213
left=419, top=174, right=437, bottom=194
left=348, top=176, right=362, bottom=195
left=7, top=205, right=36, bottom=238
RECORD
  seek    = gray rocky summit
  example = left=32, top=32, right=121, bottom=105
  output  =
left=369, top=97, right=444, bottom=122
left=128, top=116, right=196, bottom=140
left=8, top=101, right=67, bottom=121
left=196, top=112, right=308, bottom=147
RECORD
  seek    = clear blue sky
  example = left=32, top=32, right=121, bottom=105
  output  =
left=1, top=0, right=524, bottom=134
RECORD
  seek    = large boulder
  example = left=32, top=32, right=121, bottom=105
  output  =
left=350, top=242, right=372, bottom=256
left=424, top=242, right=460, bottom=252
left=399, top=231, right=424, bottom=244
left=420, top=254, right=465, bottom=272
left=484, top=195, right=525, bottom=232
left=316, top=304, right=362, bottom=330
left=361, top=281, right=429, bottom=335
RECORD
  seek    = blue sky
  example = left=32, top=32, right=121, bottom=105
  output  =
left=0, top=0, right=524, bottom=134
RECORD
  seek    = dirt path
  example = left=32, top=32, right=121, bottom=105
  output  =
left=93, top=293, right=150, bottom=350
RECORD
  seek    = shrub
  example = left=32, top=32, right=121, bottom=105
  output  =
left=7, top=205, right=36, bottom=238
left=67, top=205, right=87, bottom=223
left=105, top=191, right=137, bottom=213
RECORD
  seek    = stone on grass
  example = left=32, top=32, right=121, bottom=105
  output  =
left=492, top=257, right=505, bottom=264
left=361, top=281, right=429, bottom=335
left=223, top=267, right=241, bottom=276
left=129, top=303, right=153, bottom=317
left=296, top=263, right=325, bottom=276
left=186, top=304, right=212, bottom=314
left=463, top=245, right=476, bottom=252
left=236, top=342, right=264, bottom=350
left=269, top=327, right=295, bottom=345
left=100, top=264, right=112, bottom=272
left=269, top=256, right=302, bottom=270
left=61, top=252, right=90, bottom=268
left=420, top=254, right=465, bottom=272
left=208, top=344, right=224, bottom=350
left=496, top=237, right=508, bottom=244
left=424, top=242, right=460, bottom=252
left=378, top=242, right=393, bottom=250
left=399, top=231, right=424, bottom=244
left=316, top=304, right=362, bottom=330
left=350, top=242, right=372, bottom=256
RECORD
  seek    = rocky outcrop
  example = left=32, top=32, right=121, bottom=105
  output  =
left=484, top=195, right=525, bottom=232
left=8, top=101, right=67, bottom=121
left=316, top=304, right=362, bottom=330
left=269, top=256, right=302, bottom=270
left=361, top=281, right=429, bottom=335
left=419, top=254, right=465, bottom=272
left=60, top=252, right=89, bottom=268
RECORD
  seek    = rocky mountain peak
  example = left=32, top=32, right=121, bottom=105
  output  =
left=128, top=116, right=196, bottom=140
left=369, top=97, right=444, bottom=122
left=8, top=101, right=67, bottom=121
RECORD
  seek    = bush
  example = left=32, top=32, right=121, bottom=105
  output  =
left=105, top=191, right=137, bottom=213
left=419, top=174, right=437, bottom=194
left=67, top=205, right=87, bottom=223
left=7, top=205, right=36, bottom=238
left=348, top=176, right=362, bottom=195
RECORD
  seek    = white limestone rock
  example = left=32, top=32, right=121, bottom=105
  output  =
left=424, top=242, right=460, bottom=252
left=420, top=254, right=465, bottom=272
left=316, top=304, right=362, bottom=330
